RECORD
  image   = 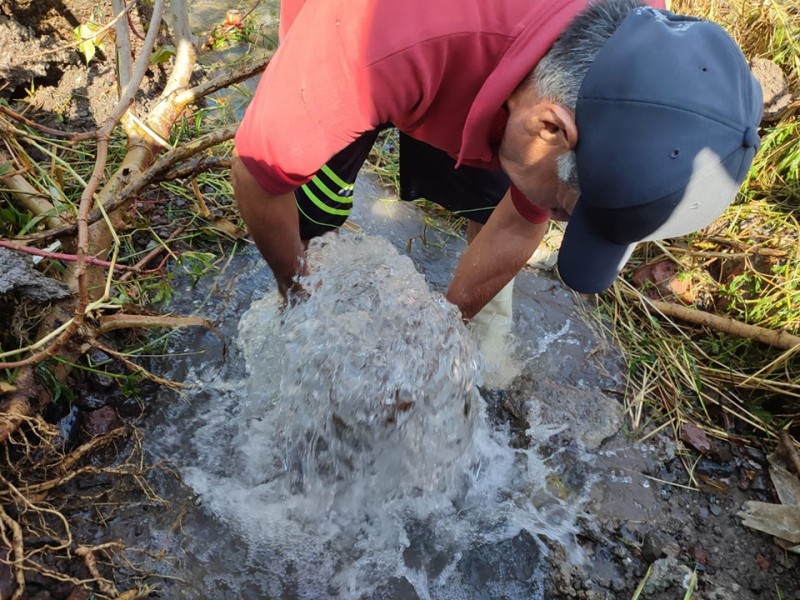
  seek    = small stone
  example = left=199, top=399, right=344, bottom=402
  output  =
left=80, top=406, right=123, bottom=440
left=709, top=504, right=722, bottom=517
left=641, top=530, right=666, bottom=563
left=695, top=458, right=735, bottom=478
left=691, top=545, right=710, bottom=566
left=745, top=447, right=766, bottom=463
left=663, top=540, right=681, bottom=559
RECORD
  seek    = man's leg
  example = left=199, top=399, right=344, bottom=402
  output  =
left=295, top=129, right=382, bottom=240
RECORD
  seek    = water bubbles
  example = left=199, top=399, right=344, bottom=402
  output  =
left=168, top=233, right=582, bottom=598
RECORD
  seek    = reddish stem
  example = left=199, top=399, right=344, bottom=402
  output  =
left=0, top=240, right=127, bottom=270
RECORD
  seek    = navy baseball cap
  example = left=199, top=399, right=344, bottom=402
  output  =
left=557, top=7, right=763, bottom=294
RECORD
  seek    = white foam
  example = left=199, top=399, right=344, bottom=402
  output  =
left=174, top=233, right=585, bottom=597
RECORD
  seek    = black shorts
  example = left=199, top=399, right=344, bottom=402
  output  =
left=296, top=127, right=510, bottom=240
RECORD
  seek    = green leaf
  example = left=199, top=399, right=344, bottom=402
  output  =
left=73, top=22, right=102, bottom=64
left=78, top=39, right=96, bottom=64
left=150, top=45, right=176, bottom=65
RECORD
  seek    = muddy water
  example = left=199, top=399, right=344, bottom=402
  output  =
left=131, top=171, right=630, bottom=599
left=188, top=0, right=279, bottom=119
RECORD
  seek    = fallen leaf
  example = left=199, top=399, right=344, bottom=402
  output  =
left=738, top=501, right=800, bottom=544
left=632, top=259, right=678, bottom=286
left=681, top=422, right=711, bottom=454
left=775, top=537, right=800, bottom=554
left=770, top=463, right=800, bottom=506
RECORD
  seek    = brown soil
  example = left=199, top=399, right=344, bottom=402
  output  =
left=0, top=0, right=165, bottom=130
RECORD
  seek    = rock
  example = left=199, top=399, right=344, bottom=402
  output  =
left=643, top=557, right=693, bottom=594
left=0, top=249, right=71, bottom=303
left=641, top=530, right=666, bottom=563
left=80, top=405, right=123, bottom=439
left=509, top=378, right=623, bottom=450
left=610, top=577, right=625, bottom=592
left=750, top=57, right=793, bottom=122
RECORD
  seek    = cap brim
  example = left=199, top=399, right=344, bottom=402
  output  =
left=557, top=201, right=637, bottom=294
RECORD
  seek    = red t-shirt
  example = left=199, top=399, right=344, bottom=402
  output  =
left=235, top=0, right=662, bottom=224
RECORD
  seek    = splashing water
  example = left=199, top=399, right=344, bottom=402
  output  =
left=173, top=233, right=583, bottom=599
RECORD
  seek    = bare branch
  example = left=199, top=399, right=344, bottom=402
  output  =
left=112, top=0, right=134, bottom=91
left=15, top=124, right=237, bottom=245
left=174, top=51, right=272, bottom=105
left=649, top=300, right=800, bottom=351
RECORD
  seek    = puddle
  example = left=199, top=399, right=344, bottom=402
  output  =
left=125, top=171, right=632, bottom=598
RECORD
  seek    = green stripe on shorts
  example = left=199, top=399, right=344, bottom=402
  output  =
left=300, top=183, right=352, bottom=216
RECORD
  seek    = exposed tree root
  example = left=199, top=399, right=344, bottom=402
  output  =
left=95, top=313, right=225, bottom=346
left=76, top=543, right=124, bottom=597
left=0, top=414, right=166, bottom=596
left=91, top=341, right=186, bottom=390
left=0, top=502, right=26, bottom=600
left=0, top=398, right=32, bottom=446
left=649, top=299, right=800, bottom=351
left=0, top=150, right=70, bottom=229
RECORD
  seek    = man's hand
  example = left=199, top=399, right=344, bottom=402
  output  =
left=231, top=151, right=306, bottom=299
left=447, top=189, right=548, bottom=319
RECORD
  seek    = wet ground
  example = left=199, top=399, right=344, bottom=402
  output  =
left=115, top=173, right=798, bottom=599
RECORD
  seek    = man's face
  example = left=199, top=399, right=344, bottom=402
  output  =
left=498, top=88, right=580, bottom=222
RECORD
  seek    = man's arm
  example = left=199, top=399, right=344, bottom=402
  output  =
left=231, top=151, right=305, bottom=296
left=447, top=190, right=548, bottom=320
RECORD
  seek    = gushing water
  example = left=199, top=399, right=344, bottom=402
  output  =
left=164, top=233, right=583, bottom=599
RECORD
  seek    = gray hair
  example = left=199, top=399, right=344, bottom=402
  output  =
left=530, top=0, right=645, bottom=190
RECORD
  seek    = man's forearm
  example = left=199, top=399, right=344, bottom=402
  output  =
left=447, top=191, right=548, bottom=319
left=231, top=153, right=305, bottom=294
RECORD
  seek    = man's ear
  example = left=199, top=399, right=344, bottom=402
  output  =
left=535, top=102, right=578, bottom=151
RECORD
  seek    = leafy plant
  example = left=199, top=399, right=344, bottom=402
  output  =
left=73, top=21, right=111, bottom=65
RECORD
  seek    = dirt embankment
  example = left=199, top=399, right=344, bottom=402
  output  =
left=0, top=0, right=164, bottom=129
